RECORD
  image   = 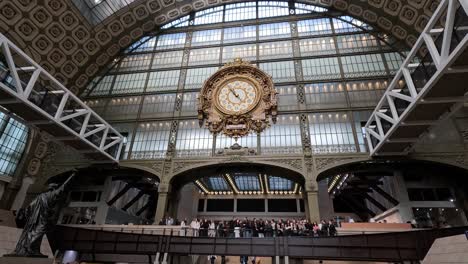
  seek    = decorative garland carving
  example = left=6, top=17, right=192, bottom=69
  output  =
left=262, top=158, right=303, bottom=172
left=315, top=157, right=360, bottom=172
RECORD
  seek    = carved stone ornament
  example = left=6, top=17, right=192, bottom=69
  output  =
left=198, top=58, right=278, bottom=139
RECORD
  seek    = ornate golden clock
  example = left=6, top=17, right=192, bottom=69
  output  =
left=198, top=58, right=278, bottom=139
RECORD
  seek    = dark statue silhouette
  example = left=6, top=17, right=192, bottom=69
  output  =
left=7, top=171, right=76, bottom=258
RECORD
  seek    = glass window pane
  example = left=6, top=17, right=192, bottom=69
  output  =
left=304, top=82, right=347, bottom=109
left=194, top=6, right=224, bottom=25
left=260, top=61, right=295, bottom=83
left=336, top=34, right=380, bottom=54
left=298, top=18, right=332, bottom=36
left=189, top=47, right=221, bottom=66
left=341, top=54, right=386, bottom=78
left=223, top=26, right=257, bottom=44
left=192, top=29, right=222, bottom=46
left=347, top=80, right=388, bottom=107
left=176, top=120, right=213, bottom=157
left=131, top=121, right=171, bottom=159
left=162, top=15, right=189, bottom=29
left=125, top=36, right=156, bottom=53
left=259, top=40, right=293, bottom=59
left=223, top=44, right=257, bottom=62
left=152, top=50, right=184, bottom=69
left=0, top=113, right=28, bottom=177
left=259, top=22, right=291, bottom=40
left=225, top=2, right=256, bottom=22
left=118, top=54, right=152, bottom=72
left=260, top=114, right=302, bottom=154
left=140, top=94, right=177, bottom=118
left=112, top=73, right=147, bottom=94
left=385, top=52, right=405, bottom=74
left=156, top=33, right=186, bottom=50
left=184, top=67, right=218, bottom=90
left=333, top=16, right=371, bottom=33
left=258, top=1, right=289, bottom=18
left=302, top=58, right=341, bottom=81
left=89, top=75, right=114, bottom=96
left=294, top=3, right=327, bottom=14
left=147, top=70, right=180, bottom=92
left=103, top=96, right=141, bottom=120
left=181, top=92, right=199, bottom=116
left=277, top=86, right=298, bottom=111
left=308, top=112, right=356, bottom=154
left=299, top=37, right=336, bottom=56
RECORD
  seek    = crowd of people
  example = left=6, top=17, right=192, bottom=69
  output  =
left=158, top=217, right=338, bottom=237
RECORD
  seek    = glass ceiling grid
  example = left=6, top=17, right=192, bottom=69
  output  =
left=233, top=173, right=261, bottom=191
left=201, top=176, right=230, bottom=191
left=72, top=0, right=137, bottom=26
left=268, top=176, right=294, bottom=191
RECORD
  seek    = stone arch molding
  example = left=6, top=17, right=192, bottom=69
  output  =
left=410, top=154, right=468, bottom=172
left=0, top=0, right=440, bottom=96
left=315, top=155, right=372, bottom=176
left=119, top=163, right=163, bottom=182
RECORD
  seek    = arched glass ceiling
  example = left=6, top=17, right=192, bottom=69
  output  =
left=85, top=1, right=383, bottom=96
left=160, top=2, right=349, bottom=29
left=82, top=1, right=407, bottom=159
left=72, top=0, right=137, bottom=26
left=195, top=173, right=301, bottom=195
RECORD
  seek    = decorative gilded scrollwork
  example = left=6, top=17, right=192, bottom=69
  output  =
left=198, top=58, right=278, bottom=139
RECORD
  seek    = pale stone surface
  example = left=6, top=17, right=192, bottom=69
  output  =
left=0, top=226, right=53, bottom=258
left=422, top=234, right=468, bottom=264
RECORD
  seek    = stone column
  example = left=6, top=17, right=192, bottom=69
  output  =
left=10, top=176, right=35, bottom=210
left=154, top=191, right=169, bottom=223
left=306, top=191, right=320, bottom=222
left=0, top=181, right=5, bottom=201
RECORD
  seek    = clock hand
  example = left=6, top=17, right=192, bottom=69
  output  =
left=229, top=88, right=240, bottom=99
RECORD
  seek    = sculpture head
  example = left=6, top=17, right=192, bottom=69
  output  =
left=47, top=183, right=59, bottom=191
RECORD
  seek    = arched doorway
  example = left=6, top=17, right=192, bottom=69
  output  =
left=316, top=159, right=468, bottom=227
left=167, top=162, right=307, bottom=222
left=49, top=166, right=160, bottom=225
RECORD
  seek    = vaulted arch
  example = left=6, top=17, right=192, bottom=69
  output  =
left=0, top=0, right=439, bottom=96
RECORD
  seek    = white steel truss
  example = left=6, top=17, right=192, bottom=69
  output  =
left=0, top=33, right=124, bottom=162
left=365, top=0, right=468, bottom=156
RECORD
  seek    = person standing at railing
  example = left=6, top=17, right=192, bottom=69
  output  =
left=242, top=217, right=251, bottom=238
left=190, top=218, right=199, bottom=237
left=257, top=219, right=265, bottom=238
left=179, top=218, right=187, bottom=236
left=271, top=219, right=277, bottom=237
left=217, top=221, right=225, bottom=237
left=265, top=220, right=272, bottom=237
left=201, top=219, right=209, bottom=237
left=208, top=220, right=216, bottom=237
left=312, top=222, right=320, bottom=237
left=320, top=220, right=329, bottom=236
left=328, top=220, right=337, bottom=236
left=234, top=219, right=241, bottom=238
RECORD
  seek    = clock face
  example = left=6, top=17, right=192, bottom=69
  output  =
left=216, top=79, right=259, bottom=114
